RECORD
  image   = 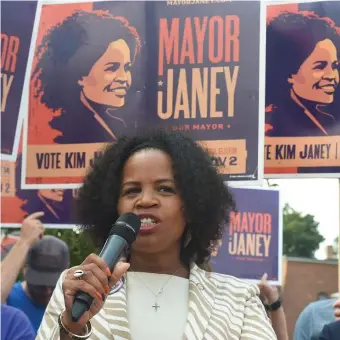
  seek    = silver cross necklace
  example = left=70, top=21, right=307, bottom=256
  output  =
left=130, top=267, right=181, bottom=311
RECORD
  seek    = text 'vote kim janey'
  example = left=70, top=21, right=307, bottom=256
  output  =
left=265, top=136, right=340, bottom=167
left=26, top=140, right=248, bottom=178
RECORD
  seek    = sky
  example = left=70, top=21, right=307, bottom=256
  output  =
left=268, top=178, right=340, bottom=260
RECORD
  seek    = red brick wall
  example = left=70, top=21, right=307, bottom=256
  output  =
left=281, top=258, right=338, bottom=339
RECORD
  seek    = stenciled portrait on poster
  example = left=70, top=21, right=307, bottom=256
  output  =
left=23, top=1, right=263, bottom=187
left=16, top=156, right=74, bottom=223
left=31, top=9, right=142, bottom=144
left=1, top=154, right=75, bottom=225
left=265, top=12, right=340, bottom=137
left=17, top=188, right=71, bottom=224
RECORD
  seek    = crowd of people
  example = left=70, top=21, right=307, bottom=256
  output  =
left=1, top=212, right=70, bottom=339
left=1, top=131, right=339, bottom=340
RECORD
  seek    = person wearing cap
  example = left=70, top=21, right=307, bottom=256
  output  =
left=1, top=212, right=45, bottom=303
left=1, top=211, right=45, bottom=339
left=6, top=235, right=70, bottom=333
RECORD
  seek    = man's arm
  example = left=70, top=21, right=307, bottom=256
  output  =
left=1, top=212, right=45, bottom=302
left=268, top=305, right=288, bottom=340
left=258, top=273, right=288, bottom=340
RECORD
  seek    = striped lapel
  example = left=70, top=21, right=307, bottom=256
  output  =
left=183, top=264, right=218, bottom=340
left=102, top=278, right=131, bottom=340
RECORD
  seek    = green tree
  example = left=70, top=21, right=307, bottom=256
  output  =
left=283, top=203, right=324, bottom=258
left=45, top=229, right=99, bottom=267
left=2, top=228, right=99, bottom=268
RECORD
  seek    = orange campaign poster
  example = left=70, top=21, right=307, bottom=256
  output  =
left=1, top=153, right=77, bottom=228
left=264, top=2, right=340, bottom=177
left=21, top=0, right=264, bottom=188
left=22, top=0, right=147, bottom=188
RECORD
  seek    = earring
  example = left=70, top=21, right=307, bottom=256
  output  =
left=184, top=229, right=192, bottom=248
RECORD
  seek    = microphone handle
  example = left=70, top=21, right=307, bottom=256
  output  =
left=71, top=235, right=128, bottom=322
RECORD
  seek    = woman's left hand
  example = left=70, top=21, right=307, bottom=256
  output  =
left=257, top=273, right=279, bottom=304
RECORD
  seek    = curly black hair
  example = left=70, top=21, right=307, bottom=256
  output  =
left=76, top=130, right=235, bottom=267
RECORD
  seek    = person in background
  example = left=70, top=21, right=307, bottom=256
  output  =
left=1, top=212, right=45, bottom=302
left=319, top=320, right=340, bottom=340
left=294, top=297, right=338, bottom=340
left=258, top=273, right=289, bottom=340
left=1, top=304, right=35, bottom=340
left=1, top=212, right=45, bottom=339
left=6, top=235, right=70, bottom=333
left=318, top=292, right=331, bottom=301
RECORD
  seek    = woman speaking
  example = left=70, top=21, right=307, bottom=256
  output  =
left=37, top=130, right=276, bottom=340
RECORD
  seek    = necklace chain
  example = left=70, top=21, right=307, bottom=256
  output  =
left=130, top=267, right=181, bottom=311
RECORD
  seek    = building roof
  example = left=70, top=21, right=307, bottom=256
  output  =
left=286, top=256, right=337, bottom=265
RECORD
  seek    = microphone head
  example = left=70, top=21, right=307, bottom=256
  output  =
left=110, top=212, right=141, bottom=246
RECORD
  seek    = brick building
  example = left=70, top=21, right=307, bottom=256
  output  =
left=281, top=252, right=338, bottom=339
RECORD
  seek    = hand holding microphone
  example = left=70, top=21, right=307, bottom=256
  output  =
left=61, top=256, right=129, bottom=333
left=60, top=213, right=140, bottom=335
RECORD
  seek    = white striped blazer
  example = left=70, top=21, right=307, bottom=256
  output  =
left=36, top=264, right=277, bottom=340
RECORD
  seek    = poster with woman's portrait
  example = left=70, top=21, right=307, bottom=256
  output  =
left=264, top=2, right=340, bottom=177
left=144, top=0, right=263, bottom=185
left=22, top=1, right=146, bottom=188
left=22, top=0, right=264, bottom=188
left=1, top=154, right=76, bottom=228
